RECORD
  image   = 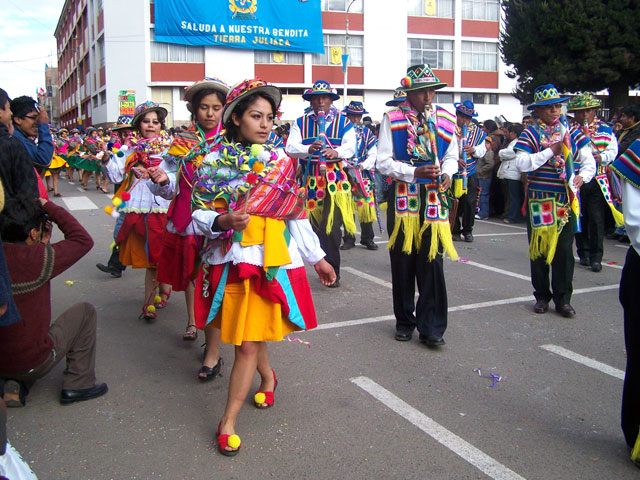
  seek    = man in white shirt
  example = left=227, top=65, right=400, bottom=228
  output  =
left=376, top=64, right=458, bottom=347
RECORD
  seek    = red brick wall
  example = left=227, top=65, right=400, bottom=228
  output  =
left=461, top=71, right=499, bottom=88
left=255, top=64, right=304, bottom=84
left=150, top=63, right=205, bottom=82
left=312, top=66, right=363, bottom=85
left=407, top=16, right=455, bottom=36
left=461, top=20, right=500, bottom=38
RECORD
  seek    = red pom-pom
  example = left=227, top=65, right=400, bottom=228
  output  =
left=121, top=191, right=131, bottom=201
left=246, top=173, right=258, bottom=185
left=400, top=76, right=412, bottom=88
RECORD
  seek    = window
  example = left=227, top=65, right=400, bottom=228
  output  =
left=460, top=93, right=498, bottom=104
left=254, top=50, right=304, bottom=65
left=321, top=0, right=363, bottom=13
left=435, top=92, right=454, bottom=103
left=462, top=0, right=499, bottom=21
left=408, top=39, right=453, bottom=69
left=98, top=38, right=105, bottom=67
left=312, top=34, right=363, bottom=67
left=408, top=0, right=454, bottom=18
left=150, top=29, right=204, bottom=62
left=92, top=95, right=98, bottom=108
left=100, top=90, right=106, bottom=105
left=461, top=41, right=498, bottom=71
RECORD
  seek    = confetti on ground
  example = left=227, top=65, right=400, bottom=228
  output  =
left=606, top=261, right=617, bottom=265
left=458, top=258, right=469, bottom=263
left=489, top=238, right=504, bottom=243
left=64, top=280, right=76, bottom=286
left=286, top=336, right=310, bottom=347
left=473, top=368, right=502, bottom=388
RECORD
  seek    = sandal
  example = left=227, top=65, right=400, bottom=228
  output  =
left=100, top=187, right=109, bottom=194
left=216, top=422, right=241, bottom=457
left=156, top=289, right=171, bottom=309
left=138, top=304, right=157, bottom=322
left=254, top=369, right=277, bottom=409
left=198, top=357, right=223, bottom=381
left=183, top=324, right=198, bottom=341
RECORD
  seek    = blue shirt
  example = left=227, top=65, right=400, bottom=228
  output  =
left=12, top=123, right=53, bottom=168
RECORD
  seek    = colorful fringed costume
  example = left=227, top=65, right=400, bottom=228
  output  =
left=191, top=138, right=324, bottom=345
left=104, top=131, right=172, bottom=268
left=349, top=123, right=378, bottom=225
left=385, top=102, right=458, bottom=261
left=150, top=125, right=217, bottom=291
left=292, top=107, right=356, bottom=234
left=514, top=121, right=590, bottom=263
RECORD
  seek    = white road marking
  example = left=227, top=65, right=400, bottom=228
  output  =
left=539, top=344, right=624, bottom=380
left=464, top=261, right=531, bottom=281
left=61, top=196, right=99, bottom=211
left=473, top=232, right=528, bottom=237
left=475, top=219, right=527, bottom=230
left=351, top=376, right=527, bottom=480
left=314, top=284, right=618, bottom=331
left=341, top=267, right=392, bottom=288
left=614, top=244, right=630, bottom=249
left=573, top=257, right=623, bottom=270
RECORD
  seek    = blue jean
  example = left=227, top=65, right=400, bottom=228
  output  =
left=506, top=179, right=524, bottom=223
left=477, top=177, right=492, bottom=218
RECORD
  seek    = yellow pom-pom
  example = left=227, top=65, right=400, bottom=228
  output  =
left=146, top=305, right=156, bottom=314
left=254, top=392, right=266, bottom=405
left=227, top=434, right=241, bottom=449
left=154, top=295, right=162, bottom=305
left=250, top=143, right=263, bottom=158
left=252, top=161, right=264, bottom=173
left=104, top=206, right=114, bottom=215
left=112, top=197, right=123, bottom=208
left=110, top=241, right=116, bottom=250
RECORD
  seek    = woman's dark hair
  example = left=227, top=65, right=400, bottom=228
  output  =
left=483, top=119, right=498, bottom=133
left=190, top=88, right=227, bottom=123
left=508, top=123, right=525, bottom=137
left=133, top=110, right=166, bottom=133
left=224, top=92, right=277, bottom=142
left=0, top=88, right=10, bottom=110
left=0, top=197, right=47, bottom=243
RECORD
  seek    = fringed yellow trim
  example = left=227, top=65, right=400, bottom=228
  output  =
left=418, top=221, right=459, bottom=261
left=379, top=202, right=388, bottom=211
left=332, top=191, right=356, bottom=235
left=357, top=203, right=376, bottom=223
left=387, top=215, right=422, bottom=254
left=631, top=431, right=640, bottom=464
left=453, top=177, right=467, bottom=199
left=528, top=225, right=559, bottom=264
left=309, top=204, right=323, bottom=226
left=609, top=203, right=625, bottom=227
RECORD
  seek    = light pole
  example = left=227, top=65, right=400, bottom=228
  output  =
left=343, top=0, right=356, bottom=109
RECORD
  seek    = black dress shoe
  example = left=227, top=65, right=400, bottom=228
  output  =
left=452, top=234, right=462, bottom=241
left=394, top=331, right=412, bottom=341
left=534, top=300, right=549, bottom=314
left=591, top=261, right=602, bottom=272
left=463, top=233, right=474, bottom=243
left=420, top=335, right=445, bottom=347
left=96, top=263, right=122, bottom=278
left=360, top=240, right=378, bottom=250
left=60, top=383, right=108, bottom=405
left=555, top=304, right=576, bottom=318
left=340, top=242, right=355, bottom=250
left=579, top=257, right=590, bottom=266
left=198, top=357, right=224, bottom=381
left=327, top=279, right=340, bottom=288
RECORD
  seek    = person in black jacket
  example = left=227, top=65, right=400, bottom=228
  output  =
left=0, top=89, right=38, bottom=199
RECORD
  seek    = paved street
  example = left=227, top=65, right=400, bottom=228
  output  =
left=6, top=177, right=637, bottom=480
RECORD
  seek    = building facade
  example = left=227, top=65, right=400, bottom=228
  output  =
left=55, top=0, right=522, bottom=128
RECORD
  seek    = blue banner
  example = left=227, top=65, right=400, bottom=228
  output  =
left=154, top=0, right=324, bottom=54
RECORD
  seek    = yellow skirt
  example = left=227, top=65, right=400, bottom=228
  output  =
left=212, top=279, right=297, bottom=346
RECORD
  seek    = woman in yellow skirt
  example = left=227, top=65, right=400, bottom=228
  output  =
left=191, top=79, right=336, bottom=456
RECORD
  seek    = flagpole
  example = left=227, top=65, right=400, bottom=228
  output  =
left=343, top=0, right=356, bottom=109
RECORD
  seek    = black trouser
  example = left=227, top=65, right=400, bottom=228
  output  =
left=621, top=246, right=640, bottom=448
left=310, top=193, right=343, bottom=277
left=575, top=179, right=606, bottom=263
left=453, top=173, right=479, bottom=235
left=343, top=221, right=374, bottom=245
left=388, top=185, right=448, bottom=337
left=527, top=212, right=575, bottom=306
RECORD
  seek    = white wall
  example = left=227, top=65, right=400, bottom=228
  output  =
left=101, top=0, right=151, bottom=124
